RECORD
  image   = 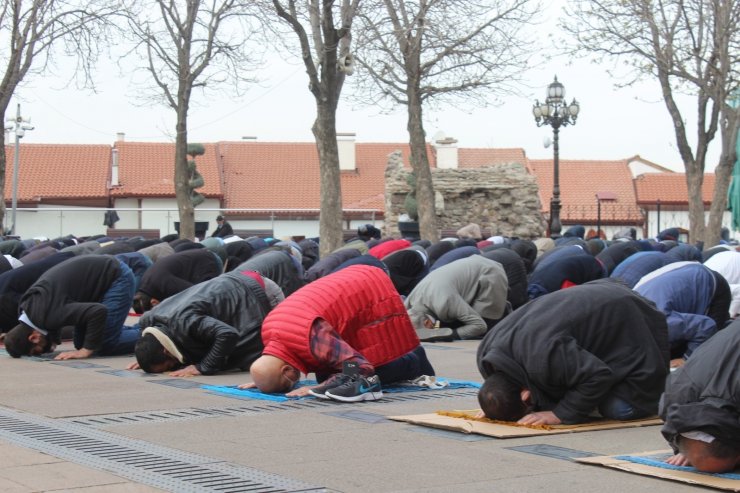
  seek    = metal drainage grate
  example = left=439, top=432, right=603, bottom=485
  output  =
left=65, top=388, right=480, bottom=427
left=0, top=407, right=325, bottom=493
left=506, top=444, right=599, bottom=461
left=51, top=361, right=109, bottom=369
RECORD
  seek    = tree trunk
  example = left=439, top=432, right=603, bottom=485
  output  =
left=406, top=88, right=438, bottom=242
left=685, top=163, right=706, bottom=244
left=707, top=150, right=733, bottom=247
left=0, top=125, right=7, bottom=233
left=313, top=103, right=343, bottom=256
left=174, top=100, right=195, bottom=240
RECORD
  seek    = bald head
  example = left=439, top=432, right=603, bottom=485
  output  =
left=250, top=355, right=299, bottom=393
left=679, top=437, right=740, bottom=473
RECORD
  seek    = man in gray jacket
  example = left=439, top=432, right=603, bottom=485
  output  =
left=404, top=255, right=509, bottom=341
left=127, top=268, right=275, bottom=376
left=660, top=321, right=740, bottom=473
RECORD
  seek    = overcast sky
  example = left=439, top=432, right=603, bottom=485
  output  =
left=8, top=1, right=719, bottom=173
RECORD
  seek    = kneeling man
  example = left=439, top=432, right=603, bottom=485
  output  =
left=244, top=265, right=434, bottom=401
left=660, top=321, right=740, bottom=473
left=477, top=279, right=669, bottom=425
left=128, top=269, right=273, bottom=376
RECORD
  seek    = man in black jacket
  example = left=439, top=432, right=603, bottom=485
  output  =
left=127, top=269, right=272, bottom=377
left=210, top=215, right=233, bottom=238
left=660, top=321, right=740, bottom=473
left=0, top=251, right=75, bottom=332
left=132, top=248, right=223, bottom=313
left=4, top=255, right=139, bottom=360
left=477, top=279, right=670, bottom=425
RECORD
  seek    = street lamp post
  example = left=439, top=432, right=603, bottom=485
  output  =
left=5, top=104, right=33, bottom=236
left=533, top=76, right=579, bottom=239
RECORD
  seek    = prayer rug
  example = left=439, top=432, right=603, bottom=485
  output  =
left=577, top=451, right=740, bottom=491
left=387, top=409, right=662, bottom=438
left=201, top=378, right=481, bottom=403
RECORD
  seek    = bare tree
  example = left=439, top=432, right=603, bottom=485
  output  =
left=267, top=0, right=359, bottom=256
left=563, top=0, right=740, bottom=246
left=0, top=0, right=116, bottom=232
left=123, top=0, right=259, bottom=239
left=352, top=0, right=539, bottom=241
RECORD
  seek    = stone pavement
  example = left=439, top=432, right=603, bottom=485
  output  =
left=0, top=338, right=709, bottom=493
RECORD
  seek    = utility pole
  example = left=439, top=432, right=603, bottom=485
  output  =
left=4, top=104, right=34, bottom=236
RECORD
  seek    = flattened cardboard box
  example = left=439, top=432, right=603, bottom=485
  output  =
left=387, top=412, right=662, bottom=438
left=577, top=451, right=740, bottom=492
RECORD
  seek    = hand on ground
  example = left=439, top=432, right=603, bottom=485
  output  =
left=237, top=382, right=257, bottom=390
left=54, top=348, right=94, bottom=360
left=670, top=358, right=686, bottom=369
left=286, top=386, right=314, bottom=397
left=665, top=453, right=691, bottom=467
left=168, top=365, right=201, bottom=377
left=518, top=411, right=561, bottom=426
left=125, top=361, right=140, bottom=370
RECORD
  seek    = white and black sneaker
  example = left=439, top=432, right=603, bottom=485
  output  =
left=325, top=374, right=383, bottom=402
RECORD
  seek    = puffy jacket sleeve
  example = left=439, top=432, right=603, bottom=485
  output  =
left=190, top=317, right=239, bottom=375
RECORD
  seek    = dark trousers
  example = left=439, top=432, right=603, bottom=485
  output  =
left=375, top=346, right=435, bottom=384
left=73, top=261, right=139, bottom=355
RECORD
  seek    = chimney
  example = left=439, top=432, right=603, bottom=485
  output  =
left=111, top=148, right=119, bottom=186
left=435, top=137, right=458, bottom=169
left=337, top=132, right=356, bottom=171
left=116, top=132, right=125, bottom=142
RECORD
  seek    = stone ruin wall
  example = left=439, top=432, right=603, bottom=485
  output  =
left=384, top=150, right=546, bottom=239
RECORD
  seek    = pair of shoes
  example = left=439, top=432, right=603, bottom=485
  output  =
left=416, top=327, right=454, bottom=342
left=309, top=373, right=353, bottom=400
left=325, top=374, right=383, bottom=402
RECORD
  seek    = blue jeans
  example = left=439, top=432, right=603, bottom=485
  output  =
left=598, top=394, right=651, bottom=421
left=375, top=346, right=435, bottom=384
left=73, top=260, right=139, bottom=355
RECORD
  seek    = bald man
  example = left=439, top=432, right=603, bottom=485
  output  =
left=242, top=265, right=434, bottom=402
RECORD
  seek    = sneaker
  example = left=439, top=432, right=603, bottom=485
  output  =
left=416, top=327, right=454, bottom=342
left=325, top=374, right=383, bottom=402
left=308, top=373, right=353, bottom=400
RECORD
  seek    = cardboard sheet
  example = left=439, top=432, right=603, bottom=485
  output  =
left=577, top=451, right=740, bottom=492
left=387, top=410, right=662, bottom=438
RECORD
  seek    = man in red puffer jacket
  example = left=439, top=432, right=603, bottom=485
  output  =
left=242, top=264, right=435, bottom=402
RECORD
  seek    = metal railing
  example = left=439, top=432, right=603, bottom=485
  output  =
left=8, top=206, right=381, bottom=239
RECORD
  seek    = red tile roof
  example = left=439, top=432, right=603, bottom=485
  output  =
left=4, top=144, right=110, bottom=202
left=111, top=142, right=222, bottom=198
left=9, top=140, right=702, bottom=228
left=529, top=159, right=643, bottom=223
left=456, top=148, right=528, bottom=168
left=218, top=142, right=422, bottom=213
left=218, top=142, right=529, bottom=214
left=635, top=173, right=714, bottom=204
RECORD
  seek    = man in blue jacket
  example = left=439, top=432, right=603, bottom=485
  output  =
left=634, top=262, right=730, bottom=367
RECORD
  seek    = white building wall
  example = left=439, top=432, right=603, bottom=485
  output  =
left=644, top=209, right=740, bottom=242
left=111, top=197, right=221, bottom=237
left=15, top=200, right=383, bottom=241
left=224, top=219, right=383, bottom=239
left=628, top=162, right=668, bottom=178
left=14, top=205, right=103, bottom=239
left=113, top=198, right=139, bottom=229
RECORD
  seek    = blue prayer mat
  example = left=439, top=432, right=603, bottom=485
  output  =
left=614, top=454, right=740, bottom=480
left=201, top=378, right=481, bottom=403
